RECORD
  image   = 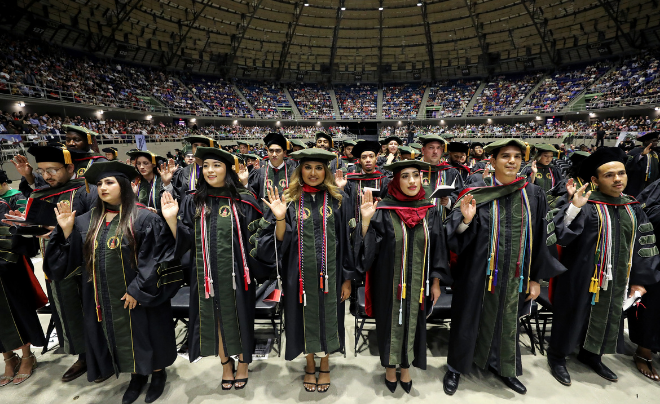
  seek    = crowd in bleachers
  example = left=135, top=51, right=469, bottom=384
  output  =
left=184, top=77, right=253, bottom=118
left=470, top=73, right=542, bottom=116
left=425, top=80, right=479, bottom=117
left=587, top=51, right=660, bottom=109
left=381, top=84, right=426, bottom=119
left=518, top=63, right=611, bottom=114
left=335, top=85, right=378, bottom=119
left=289, top=84, right=335, bottom=119
left=235, top=81, right=292, bottom=119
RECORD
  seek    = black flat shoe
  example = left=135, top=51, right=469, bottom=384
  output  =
left=221, top=358, right=235, bottom=390
left=122, top=374, right=148, bottom=404
left=548, top=360, right=571, bottom=386
left=399, top=379, right=412, bottom=394
left=234, top=359, right=249, bottom=390
left=443, top=370, right=460, bottom=396
left=498, top=375, right=527, bottom=395
left=385, top=377, right=397, bottom=393
left=577, top=355, right=618, bottom=382
left=145, top=370, right=167, bottom=403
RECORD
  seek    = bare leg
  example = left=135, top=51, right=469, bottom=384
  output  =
left=235, top=354, right=248, bottom=389
left=2, top=350, right=20, bottom=386
left=13, top=344, right=35, bottom=385
left=385, top=367, right=397, bottom=383
left=218, top=324, right=234, bottom=389
left=400, top=367, right=411, bottom=383
left=317, top=355, right=330, bottom=392
left=303, top=354, right=316, bottom=392
left=634, top=345, right=659, bottom=381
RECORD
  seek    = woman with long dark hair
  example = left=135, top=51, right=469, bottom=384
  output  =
left=128, top=150, right=177, bottom=212
left=355, top=160, right=449, bottom=394
left=161, top=147, right=268, bottom=390
left=258, top=149, right=355, bottom=393
left=45, top=161, right=181, bottom=404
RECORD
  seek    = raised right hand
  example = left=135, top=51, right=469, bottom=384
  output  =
left=642, top=142, right=653, bottom=156
left=262, top=186, right=287, bottom=220
left=54, top=201, right=76, bottom=236
left=12, top=155, right=33, bottom=177
left=360, top=189, right=378, bottom=223
left=566, top=178, right=576, bottom=199
left=160, top=191, right=179, bottom=221
left=460, top=194, right=477, bottom=224
left=571, top=183, right=592, bottom=208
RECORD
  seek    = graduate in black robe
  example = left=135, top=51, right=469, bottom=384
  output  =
left=417, top=135, right=464, bottom=218
left=46, top=162, right=181, bottom=404
left=446, top=142, right=472, bottom=182
left=468, top=142, right=487, bottom=169
left=128, top=150, right=177, bottom=213
left=520, top=144, right=564, bottom=195
left=546, top=151, right=590, bottom=208
left=625, top=131, right=660, bottom=197
left=547, top=147, right=660, bottom=387
left=0, top=190, right=46, bottom=386
left=354, top=160, right=449, bottom=394
left=247, top=133, right=297, bottom=213
left=343, top=141, right=391, bottom=223
left=630, top=178, right=660, bottom=380
left=258, top=149, right=355, bottom=393
left=13, top=145, right=98, bottom=383
left=313, top=132, right=345, bottom=173
left=162, top=147, right=269, bottom=391
left=377, top=136, right=403, bottom=169
left=443, top=139, right=565, bottom=396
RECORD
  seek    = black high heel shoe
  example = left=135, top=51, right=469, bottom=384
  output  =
left=399, top=379, right=412, bottom=394
left=385, top=377, right=398, bottom=393
left=234, top=359, right=249, bottom=390
left=221, top=358, right=235, bottom=390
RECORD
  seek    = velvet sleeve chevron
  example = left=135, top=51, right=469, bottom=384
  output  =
left=630, top=205, right=660, bottom=286
left=545, top=208, right=560, bottom=247
left=242, top=197, right=274, bottom=283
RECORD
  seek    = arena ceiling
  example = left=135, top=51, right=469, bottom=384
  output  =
left=5, top=0, right=660, bottom=81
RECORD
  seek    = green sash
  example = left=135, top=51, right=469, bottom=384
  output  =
left=137, top=176, right=162, bottom=209
left=299, top=192, right=340, bottom=354
left=454, top=177, right=528, bottom=208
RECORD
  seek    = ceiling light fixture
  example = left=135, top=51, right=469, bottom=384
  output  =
left=417, top=2, right=422, bottom=6
left=304, top=2, right=309, bottom=6
left=341, top=7, right=346, bottom=10
left=379, top=7, right=384, bottom=10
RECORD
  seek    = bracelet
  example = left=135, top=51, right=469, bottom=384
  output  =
left=276, top=218, right=285, bottom=222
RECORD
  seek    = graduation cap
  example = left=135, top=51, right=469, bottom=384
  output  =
left=102, top=147, right=118, bottom=158
left=28, top=145, right=73, bottom=165
left=342, top=140, right=357, bottom=147
left=470, top=142, right=484, bottom=149
left=483, top=138, right=530, bottom=161
left=409, top=142, right=422, bottom=150
left=195, top=146, right=240, bottom=173
left=63, top=125, right=97, bottom=144
left=0, top=170, right=11, bottom=184
left=534, top=143, right=559, bottom=156
left=569, top=150, right=590, bottom=164
left=578, top=147, right=627, bottom=181
left=398, top=146, right=417, bottom=159
left=381, top=136, right=403, bottom=146
left=83, top=161, right=139, bottom=185
left=288, top=149, right=337, bottom=164
left=236, top=140, right=250, bottom=147
left=384, top=159, right=431, bottom=172
left=351, top=140, right=381, bottom=159
left=127, top=150, right=167, bottom=166
left=264, top=132, right=290, bottom=150
left=289, top=139, right=307, bottom=149
left=636, top=131, right=660, bottom=143
left=447, top=142, right=469, bottom=154
left=242, top=153, right=260, bottom=161
left=418, top=134, right=447, bottom=152
left=315, top=132, right=334, bottom=149
left=186, top=135, right=215, bottom=148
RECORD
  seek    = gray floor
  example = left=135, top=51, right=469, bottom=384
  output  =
left=2, top=259, right=659, bottom=404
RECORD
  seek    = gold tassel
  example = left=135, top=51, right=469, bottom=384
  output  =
left=419, top=288, right=424, bottom=303
left=402, top=283, right=406, bottom=300
left=233, top=156, right=240, bottom=173
left=589, top=277, right=598, bottom=293
left=62, top=148, right=72, bottom=165
left=85, top=179, right=90, bottom=193
left=524, top=142, right=530, bottom=161
left=488, top=275, right=493, bottom=291
left=210, top=139, right=215, bottom=147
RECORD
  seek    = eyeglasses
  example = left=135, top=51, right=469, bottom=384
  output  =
left=35, top=166, right=65, bottom=176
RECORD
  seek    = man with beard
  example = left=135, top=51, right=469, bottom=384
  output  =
left=343, top=140, right=391, bottom=223
left=341, top=140, right=357, bottom=171
left=417, top=135, right=463, bottom=218
left=315, top=131, right=344, bottom=173
left=446, top=142, right=471, bottom=182
left=468, top=142, right=486, bottom=169
left=248, top=132, right=297, bottom=213
left=11, top=145, right=98, bottom=383
left=625, top=131, right=660, bottom=197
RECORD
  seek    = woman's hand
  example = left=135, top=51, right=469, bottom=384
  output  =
left=341, top=280, right=351, bottom=302
left=54, top=201, right=76, bottom=239
left=571, top=183, right=592, bottom=208
left=431, top=278, right=441, bottom=306
left=262, top=186, right=287, bottom=220
left=160, top=192, right=179, bottom=221
left=530, top=161, right=538, bottom=183
left=334, top=169, right=347, bottom=190
left=460, top=194, right=477, bottom=224
left=566, top=178, right=577, bottom=200
left=238, top=164, right=249, bottom=186
left=121, top=293, right=138, bottom=309
left=157, top=161, right=175, bottom=186
left=525, top=280, right=541, bottom=301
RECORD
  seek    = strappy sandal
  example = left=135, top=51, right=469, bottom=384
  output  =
left=317, top=370, right=330, bottom=393
left=13, top=353, right=37, bottom=386
left=234, top=359, right=249, bottom=390
left=221, top=358, right=235, bottom=390
left=634, top=353, right=660, bottom=381
left=303, top=370, right=317, bottom=392
left=1, top=353, right=20, bottom=387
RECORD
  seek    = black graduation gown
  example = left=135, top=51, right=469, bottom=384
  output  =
left=353, top=198, right=450, bottom=369
left=29, top=180, right=97, bottom=355
left=520, top=162, right=564, bottom=195
left=419, top=164, right=464, bottom=217
left=171, top=164, right=200, bottom=197
left=620, top=182, right=660, bottom=352
left=256, top=190, right=356, bottom=360
left=449, top=162, right=471, bottom=182
left=174, top=188, right=270, bottom=362
left=625, top=147, right=660, bottom=197
left=343, top=170, right=391, bottom=224
left=19, top=154, right=107, bottom=198
left=247, top=159, right=297, bottom=208
left=549, top=192, right=660, bottom=358
left=135, top=175, right=177, bottom=213
left=0, top=199, right=45, bottom=352
left=444, top=177, right=565, bottom=377
left=45, top=206, right=180, bottom=381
